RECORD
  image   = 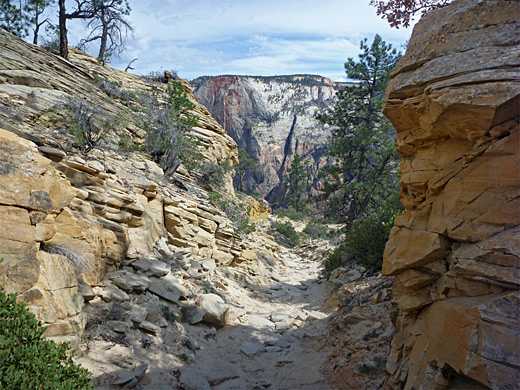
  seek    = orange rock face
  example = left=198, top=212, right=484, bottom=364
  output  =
left=382, top=0, right=520, bottom=388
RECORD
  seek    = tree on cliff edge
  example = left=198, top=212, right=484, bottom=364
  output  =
left=317, top=34, right=401, bottom=232
left=58, top=0, right=132, bottom=60
left=78, top=0, right=133, bottom=63
left=370, top=0, right=452, bottom=28
left=58, top=0, right=97, bottom=58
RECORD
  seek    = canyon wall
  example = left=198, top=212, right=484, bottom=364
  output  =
left=192, top=75, right=341, bottom=203
left=0, top=30, right=275, bottom=347
left=382, top=0, right=519, bottom=388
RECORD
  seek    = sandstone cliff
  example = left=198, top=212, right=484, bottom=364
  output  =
left=382, top=0, right=520, bottom=388
left=192, top=75, right=342, bottom=204
left=0, top=29, right=277, bottom=348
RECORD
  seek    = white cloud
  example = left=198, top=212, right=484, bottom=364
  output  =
left=64, top=0, right=415, bottom=80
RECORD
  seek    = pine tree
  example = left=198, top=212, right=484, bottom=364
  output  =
left=0, top=0, right=30, bottom=37
left=284, top=154, right=310, bottom=212
left=235, top=148, right=258, bottom=193
left=317, top=34, right=401, bottom=231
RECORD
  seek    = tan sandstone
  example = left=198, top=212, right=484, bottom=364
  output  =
left=382, top=0, right=520, bottom=388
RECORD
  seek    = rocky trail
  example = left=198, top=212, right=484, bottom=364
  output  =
left=77, top=238, right=337, bottom=390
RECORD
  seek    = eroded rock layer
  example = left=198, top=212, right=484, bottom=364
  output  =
left=382, top=0, right=520, bottom=389
left=0, top=30, right=275, bottom=348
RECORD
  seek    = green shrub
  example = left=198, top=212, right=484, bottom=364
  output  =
left=143, top=80, right=202, bottom=176
left=303, top=221, right=329, bottom=240
left=273, top=207, right=309, bottom=221
left=322, top=201, right=400, bottom=276
left=0, top=287, right=93, bottom=389
left=208, top=192, right=255, bottom=240
left=344, top=212, right=396, bottom=271
left=55, top=96, right=123, bottom=153
left=198, top=162, right=233, bottom=192
left=322, top=243, right=349, bottom=277
left=274, top=221, right=300, bottom=247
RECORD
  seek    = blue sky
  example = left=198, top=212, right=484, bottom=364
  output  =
left=65, top=0, right=415, bottom=81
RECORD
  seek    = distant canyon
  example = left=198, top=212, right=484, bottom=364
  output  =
left=192, top=75, right=346, bottom=205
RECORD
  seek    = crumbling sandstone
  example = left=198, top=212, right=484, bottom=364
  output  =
left=382, top=0, right=519, bottom=388
left=0, top=29, right=272, bottom=347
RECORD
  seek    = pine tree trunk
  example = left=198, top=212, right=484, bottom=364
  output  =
left=58, top=0, right=68, bottom=59
left=97, top=11, right=108, bottom=61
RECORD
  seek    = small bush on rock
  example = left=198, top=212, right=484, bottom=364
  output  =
left=143, top=80, right=201, bottom=176
left=54, top=96, right=123, bottom=153
left=323, top=243, right=349, bottom=277
left=208, top=192, right=255, bottom=240
left=344, top=212, right=396, bottom=271
left=303, top=221, right=329, bottom=240
left=274, top=221, right=300, bottom=247
left=0, top=286, right=93, bottom=389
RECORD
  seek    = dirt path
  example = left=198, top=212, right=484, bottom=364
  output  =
left=188, top=247, right=334, bottom=390
left=78, top=245, right=335, bottom=390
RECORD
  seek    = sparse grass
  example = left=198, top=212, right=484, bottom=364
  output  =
left=106, top=302, right=128, bottom=321
left=58, top=96, right=123, bottom=153
left=41, top=242, right=95, bottom=275
left=358, top=356, right=386, bottom=376
left=140, top=338, right=153, bottom=349
left=362, top=330, right=380, bottom=342
left=160, top=305, right=176, bottom=323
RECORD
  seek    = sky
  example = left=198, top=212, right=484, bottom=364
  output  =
left=63, top=0, right=416, bottom=82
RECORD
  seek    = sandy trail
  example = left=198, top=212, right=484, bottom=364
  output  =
left=189, top=248, right=334, bottom=390
left=79, top=245, right=335, bottom=390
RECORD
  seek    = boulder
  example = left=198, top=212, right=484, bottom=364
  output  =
left=198, top=293, right=229, bottom=327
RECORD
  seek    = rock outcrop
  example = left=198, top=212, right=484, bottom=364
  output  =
left=192, top=75, right=342, bottom=203
left=0, top=29, right=275, bottom=347
left=382, top=0, right=519, bottom=388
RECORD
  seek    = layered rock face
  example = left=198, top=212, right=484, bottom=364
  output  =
left=192, top=75, right=341, bottom=203
left=0, top=30, right=275, bottom=347
left=381, top=0, right=520, bottom=389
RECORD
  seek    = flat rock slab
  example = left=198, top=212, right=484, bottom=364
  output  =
left=199, top=359, right=243, bottom=386
left=202, top=259, right=216, bottom=271
left=243, top=314, right=275, bottom=330
left=139, top=320, right=161, bottom=334
left=147, top=275, right=188, bottom=303
left=182, top=305, right=205, bottom=325
left=107, top=320, right=128, bottom=334
left=112, top=370, right=136, bottom=385
left=240, top=341, right=265, bottom=357
left=101, top=284, right=130, bottom=302
left=112, top=273, right=150, bottom=293
left=149, top=259, right=171, bottom=276
left=161, top=274, right=189, bottom=297
left=179, top=368, right=211, bottom=390
left=132, top=258, right=151, bottom=272
left=212, top=378, right=248, bottom=390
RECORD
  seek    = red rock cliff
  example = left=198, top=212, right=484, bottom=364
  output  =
left=382, top=0, right=519, bottom=388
